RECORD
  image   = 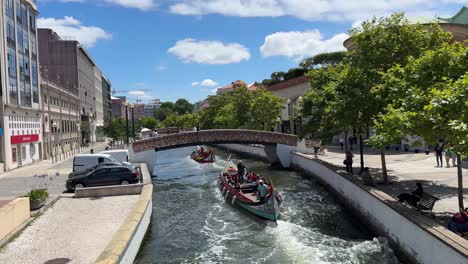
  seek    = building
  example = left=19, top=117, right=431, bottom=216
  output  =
left=40, top=79, right=80, bottom=160
left=93, top=67, right=104, bottom=142
left=38, top=28, right=97, bottom=146
left=193, top=99, right=209, bottom=112
left=132, top=104, right=145, bottom=122
left=0, top=0, right=43, bottom=171
left=268, top=76, right=309, bottom=135
left=102, top=74, right=112, bottom=125
left=111, top=96, right=126, bottom=118
left=143, top=99, right=161, bottom=117
left=216, top=80, right=246, bottom=95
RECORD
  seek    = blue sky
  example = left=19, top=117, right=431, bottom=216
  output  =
left=37, top=0, right=465, bottom=103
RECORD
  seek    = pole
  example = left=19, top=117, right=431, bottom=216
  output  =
left=125, top=105, right=129, bottom=145
left=457, top=154, right=464, bottom=211
left=131, top=107, right=135, bottom=140
left=359, top=134, right=364, bottom=174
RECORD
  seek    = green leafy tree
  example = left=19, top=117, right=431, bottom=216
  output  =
left=177, top=113, right=199, bottom=128
left=300, top=51, right=347, bottom=70
left=104, top=118, right=126, bottom=144
left=162, top=114, right=178, bottom=127
left=139, top=116, right=160, bottom=130
left=246, top=89, right=285, bottom=130
left=174, top=99, right=194, bottom=115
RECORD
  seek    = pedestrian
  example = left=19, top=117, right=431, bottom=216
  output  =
left=339, top=137, right=344, bottom=150
left=348, top=136, right=354, bottom=151
left=435, top=140, right=444, bottom=167
left=444, top=147, right=453, bottom=168
left=90, top=148, right=94, bottom=154
left=344, top=151, right=354, bottom=174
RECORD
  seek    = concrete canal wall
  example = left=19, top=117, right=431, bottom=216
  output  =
left=291, top=152, right=468, bottom=264
left=95, top=163, right=153, bottom=264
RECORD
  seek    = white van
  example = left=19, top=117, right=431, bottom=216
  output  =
left=99, top=149, right=130, bottom=163
left=73, top=154, right=128, bottom=173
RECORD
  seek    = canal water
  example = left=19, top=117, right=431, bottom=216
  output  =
left=136, top=147, right=399, bottom=264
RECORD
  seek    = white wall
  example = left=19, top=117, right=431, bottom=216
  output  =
left=291, top=152, right=468, bottom=264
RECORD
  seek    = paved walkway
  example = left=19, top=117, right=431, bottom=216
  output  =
left=303, top=147, right=468, bottom=217
left=0, top=195, right=139, bottom=264
left=0, top=143, right=108, bottom=199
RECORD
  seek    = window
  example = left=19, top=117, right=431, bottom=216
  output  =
left=7, top=17, right=15, bottom=44
left=12, top=148, right=17, bottom=163
left=16, top=26, right=23, bottom=51
left=9, top=78, right=17, bottom=105
left=7, top=48, right=16, bottom=77
left=23, top=29, right=29, bottom=54
left=30, top=35, right=36, bottom=55
left=6, top=0, right=14, bottom=18
left=29, top=11, right=36, bottom=31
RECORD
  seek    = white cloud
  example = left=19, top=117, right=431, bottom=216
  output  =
left=260, top=30, right=348, bottom=60
left=192, top=79, right=219, bottom=87
left=38, top=16, right=111, bottom=48
left=52, top=0, right=155, bottom=10
left=168, top=39, right=250, bottom=64
left=128, top=90, right=146, bottom=96
left=169, top=0, right=454, bottom=22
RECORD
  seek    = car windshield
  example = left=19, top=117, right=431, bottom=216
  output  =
left=106, top=156, right=121, bottom=164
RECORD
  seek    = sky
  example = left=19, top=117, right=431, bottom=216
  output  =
left=37, top=0, right=466, bottom=103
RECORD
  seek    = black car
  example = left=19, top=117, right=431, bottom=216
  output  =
left=68, top=162, right=121, bottom=178
left=66, top=165, right=140, bottom=191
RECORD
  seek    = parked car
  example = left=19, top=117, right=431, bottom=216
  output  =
left=68, top=162, right=120, bottom=178
left=99, top=149, right=130, bottom=163
left=66, top=165, right=140, bottom=191
left=72, top=154, right=130, bottom=173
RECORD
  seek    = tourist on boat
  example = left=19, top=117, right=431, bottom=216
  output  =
left=237, top=161, right=247, bottom=184
left=257, top=180, right=268, bottom=202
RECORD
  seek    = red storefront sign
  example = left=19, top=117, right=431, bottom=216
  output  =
left=11, top=134, right=39, bottom=145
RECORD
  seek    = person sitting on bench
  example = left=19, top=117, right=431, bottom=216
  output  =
left=448, top=208, right=468, bottom=234
left=398, top=183, right=423, bottom=207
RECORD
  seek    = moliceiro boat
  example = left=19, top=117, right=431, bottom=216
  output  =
left=218, top=160, right=281, bottom=222
left=191, top=147, right=215, bottom=163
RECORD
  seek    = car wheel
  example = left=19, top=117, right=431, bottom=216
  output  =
left=75, top=183, right=85, bottom=189
left=121, top=180, right=129, bottom=185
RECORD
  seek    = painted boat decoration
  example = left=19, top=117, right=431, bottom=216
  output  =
left=218, top=159, right=282, bottom=222
left=191, top=148, right=215, bottom=163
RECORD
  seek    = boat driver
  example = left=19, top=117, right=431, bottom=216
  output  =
left=257, top=180, right=268, bottom=202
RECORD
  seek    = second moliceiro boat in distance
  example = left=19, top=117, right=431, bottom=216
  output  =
left=191, top=147, right=215, bottom=163
left=218, top=160, right=282, bottom=222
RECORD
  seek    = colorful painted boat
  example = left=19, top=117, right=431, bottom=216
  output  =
left=191, top=149, right=215, bottom=163
left=217, top=163, right=282, bottom=222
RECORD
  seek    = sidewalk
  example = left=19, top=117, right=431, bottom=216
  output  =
left=303, top=147, right=468, bottom=218
left=0, top=195, right=139, bottom=264
left=0, top=142, right=108, bottom=199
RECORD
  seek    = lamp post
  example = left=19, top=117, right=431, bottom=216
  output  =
left=130, top=104, right=135, bottom=141
left=51, top=121, right=58, bottom=163
left=287, top=99, right=292, bottom=134
left=298, top=96, right=303, bottom=136
left=76, top=123, right=80, bottom=154
left=124, top=102, right=129, bottom=145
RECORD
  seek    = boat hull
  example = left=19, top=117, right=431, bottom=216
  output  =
left=191, top=151, right=215, bottom=163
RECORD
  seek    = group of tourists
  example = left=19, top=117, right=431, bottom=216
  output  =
left=434, top=140, right=458, bottom=168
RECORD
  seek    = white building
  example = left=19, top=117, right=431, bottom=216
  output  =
left=1, top=0, right=42, bottom=171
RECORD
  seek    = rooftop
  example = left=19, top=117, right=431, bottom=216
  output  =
left=438, top=6, right=468, bottom=25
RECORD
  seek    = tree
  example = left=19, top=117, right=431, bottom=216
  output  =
left=174, top=99, right=194, bottom=115
left=139, top=116, right=159, bottom=130
left=284, top=68, right=305, bottom=81
left=162, top=114, right=178, bottom=127
left=300, top=51, right=347, bottom=70
left=271, top=72, right=286, bottom=81
left=177, top=113, right=199, bottom=128
left=378, top=42, right=468, bottom=207
left=247, top=89, right=286, bottom=130
left=104, top=118, right=126, bottom=144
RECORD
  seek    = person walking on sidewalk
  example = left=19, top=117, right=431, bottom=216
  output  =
left=344, top=151, right=354, bottom=174
left=435, top=140, right=444, bottom=167
left=444, top=147, right=453, bottom=168
left=339, top=137, right=344, bottom=150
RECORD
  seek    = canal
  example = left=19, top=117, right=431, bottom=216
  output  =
left=136, top=146, right=399, bottom=264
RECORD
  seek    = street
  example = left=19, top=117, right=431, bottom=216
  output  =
left=0, top=143, right=108, bottom=199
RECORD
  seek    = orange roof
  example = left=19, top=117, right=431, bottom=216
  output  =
left=218, top=80, right=246, bottom=90
left=248, top=82, right=258, bottom=91
left=268, top=76, right=308, bottom=92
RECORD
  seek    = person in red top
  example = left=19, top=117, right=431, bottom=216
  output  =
left=448, top=208, right=468, bottom=233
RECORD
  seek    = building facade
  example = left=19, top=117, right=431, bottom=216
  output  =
left=216, top=80, right=246, bottom=95
left=132, top=104, right=145, bottom=122
left=0, top=0, right=43, bottom=171
left=102, top=74, right=112, bottom=125
left=38, top=28, right=97, bottom=147
left=111, top=96, right=126, bottom=118
left=40, top=79, right=80, bottom=160
left=143, top=99, right=161, bottom=117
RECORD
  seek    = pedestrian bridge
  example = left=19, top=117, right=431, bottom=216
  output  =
left=132, top=129, right=298, bottom=152
left=130, top=129, right=298, bottom=170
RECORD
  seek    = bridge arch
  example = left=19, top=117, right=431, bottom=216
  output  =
left=132, top=129, right=298, bottom=153
left=130, top=130, right=298, bottom=171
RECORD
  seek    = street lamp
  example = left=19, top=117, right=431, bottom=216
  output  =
left=124, top=102, right=129, bottom=145
left=298, top=96, right=303, bottom=135
left=51, top=121, right=58, bottom=163
left=76, top=123, right=81, bottom=154
left=130, top=104, right=135, bottom=141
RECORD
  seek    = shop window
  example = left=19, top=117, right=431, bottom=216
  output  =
left=12, top=148, right=17, bottom=163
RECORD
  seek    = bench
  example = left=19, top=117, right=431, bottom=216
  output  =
left=414, top=192, right=440, bottom=218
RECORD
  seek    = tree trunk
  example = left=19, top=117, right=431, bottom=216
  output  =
left=457, top=154, right=464, bottom=211
left=381, top=147, right=388, bottom=184
left=344, top=129, right=349, bottom=153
